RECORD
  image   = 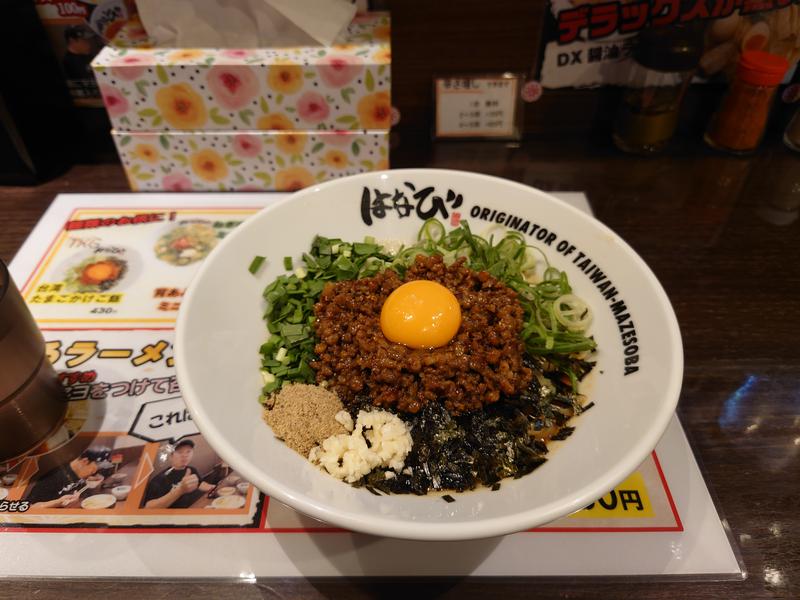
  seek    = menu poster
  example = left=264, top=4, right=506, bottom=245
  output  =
left=22, top=207, right=253, bottom=327
left=433, top=75, right=523, bottom=140
left=0, top=330, right=264, bottom=530
left=0, top=193, right=741, bottom=579
left=2, top=202, right=264, bottom=531
left=538, top=0, right=800, bottom=89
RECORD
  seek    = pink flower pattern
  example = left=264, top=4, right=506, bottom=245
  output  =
left=207, top=66, right=259, bottom=110
left=162, top=173, right=193, bottom=191
left=110, top=55, right=149, bottom=80
left=100, top=86, right=129, bottom=117
left=318, top=55, right=364, bottom=88
left=232, top=135, right=263, bottom=158
left=220, top=49, right=255, bottom=60
left=296, top=92, right=330, bottom=124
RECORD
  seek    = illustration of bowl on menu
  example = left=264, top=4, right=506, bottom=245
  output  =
left=1, top=473, right=17, bottom=487
left=211, top=495, right=246, bottom=509
left=85, top=474, right=104, bottom=489
left=236, top=482, right=250, bottom=495
left=216, top=486, right=236, bottom=497
left=63, top=255, right=128, bottom=293
left=111, top=485, right=131, bottom=501
left=155, top=221, right=219, bottom=266
left=81, top=494, right=116, bottom=510
left=109, top=472, right=128, bottom=484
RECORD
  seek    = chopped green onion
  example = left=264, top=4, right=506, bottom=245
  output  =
left=418, top=219, right=446, bottom=243
left=255, top=220, right=594, bottom=395
left=248, top=255, right=266, bottom=274
left=262, top=379, right=281, bottom=395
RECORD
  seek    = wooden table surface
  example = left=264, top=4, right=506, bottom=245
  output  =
left=1, top=137, right=798, bottom=599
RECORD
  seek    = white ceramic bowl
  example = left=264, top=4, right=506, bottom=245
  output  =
left=212, top=495, right=246, bottom=509
left=81, top=493, right=116, bottom=510
left=111, top=485, right=131, bottom=500
left=176, top=169, right=683, bottom=541
left=85, top=475, right=104, bottom=489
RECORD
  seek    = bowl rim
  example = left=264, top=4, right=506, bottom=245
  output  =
left=175, top=168, right=683, bottom=540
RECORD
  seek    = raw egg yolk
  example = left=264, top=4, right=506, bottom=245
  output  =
left=380, top=280, right=461, bottom=349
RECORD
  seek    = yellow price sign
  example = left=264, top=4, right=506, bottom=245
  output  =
left=570, top=471, right=654, bottom=519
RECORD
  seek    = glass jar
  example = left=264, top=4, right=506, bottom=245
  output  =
left=613, top=24, right=703, bottom=155
left=705, top=51, right=790, bottom=154
left=784, top=107, right=800, bottom=152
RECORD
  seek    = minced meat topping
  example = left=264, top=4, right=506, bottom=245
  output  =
left=311, top=254, right=532, bottom=414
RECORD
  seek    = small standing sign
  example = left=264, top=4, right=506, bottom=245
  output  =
left=433, top=73, right=524, bottom=140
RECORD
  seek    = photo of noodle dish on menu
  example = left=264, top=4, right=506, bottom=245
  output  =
left=175, top=169, right=683, bottom=540
left=154, top=220, right=219, bottom=266
left=59, top=246, right=140, bottom=294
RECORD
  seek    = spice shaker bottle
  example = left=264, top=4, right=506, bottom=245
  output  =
left=784, top=107, right=800, bottom=152
left=613, top=24, right=703, bottom=154
left=705, top=51, right=790, bottom=154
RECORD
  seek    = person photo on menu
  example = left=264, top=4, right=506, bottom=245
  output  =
left=26, top=447, right=110, bottom=509
left=143, top=438, right=213, bottom=508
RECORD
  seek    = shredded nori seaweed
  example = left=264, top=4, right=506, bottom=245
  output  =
left=364, top=485, right=382, bottom=496
left=352, top=354, right=594, bottom=495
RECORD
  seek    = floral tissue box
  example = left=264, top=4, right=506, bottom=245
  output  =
left=92, top=13, right=391, bottom=133
left=115, top=130, right=389, bottom=192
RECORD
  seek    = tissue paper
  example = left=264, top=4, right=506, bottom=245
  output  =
left=135, top=0, right=357, bottom=48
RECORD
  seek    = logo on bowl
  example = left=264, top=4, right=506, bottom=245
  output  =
left=360, top=183, right=464, bottom=226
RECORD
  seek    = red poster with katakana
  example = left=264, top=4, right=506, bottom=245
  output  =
left=539, top=0, right=800, bottom=88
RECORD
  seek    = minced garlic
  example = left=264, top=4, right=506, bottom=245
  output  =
left=309, top=409, right=412, bottom=483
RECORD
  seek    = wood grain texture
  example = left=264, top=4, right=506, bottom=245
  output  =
left=1, top=137, right=799, bottom=598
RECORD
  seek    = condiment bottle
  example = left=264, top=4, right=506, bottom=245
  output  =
left=613, top=24, right=703, bottom=154
left=784, top=107, right=800, bottom=153
left=704, top=51, right=790, bottom=154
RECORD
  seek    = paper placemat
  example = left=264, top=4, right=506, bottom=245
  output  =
left=0, top=192, right=742, bottom=578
